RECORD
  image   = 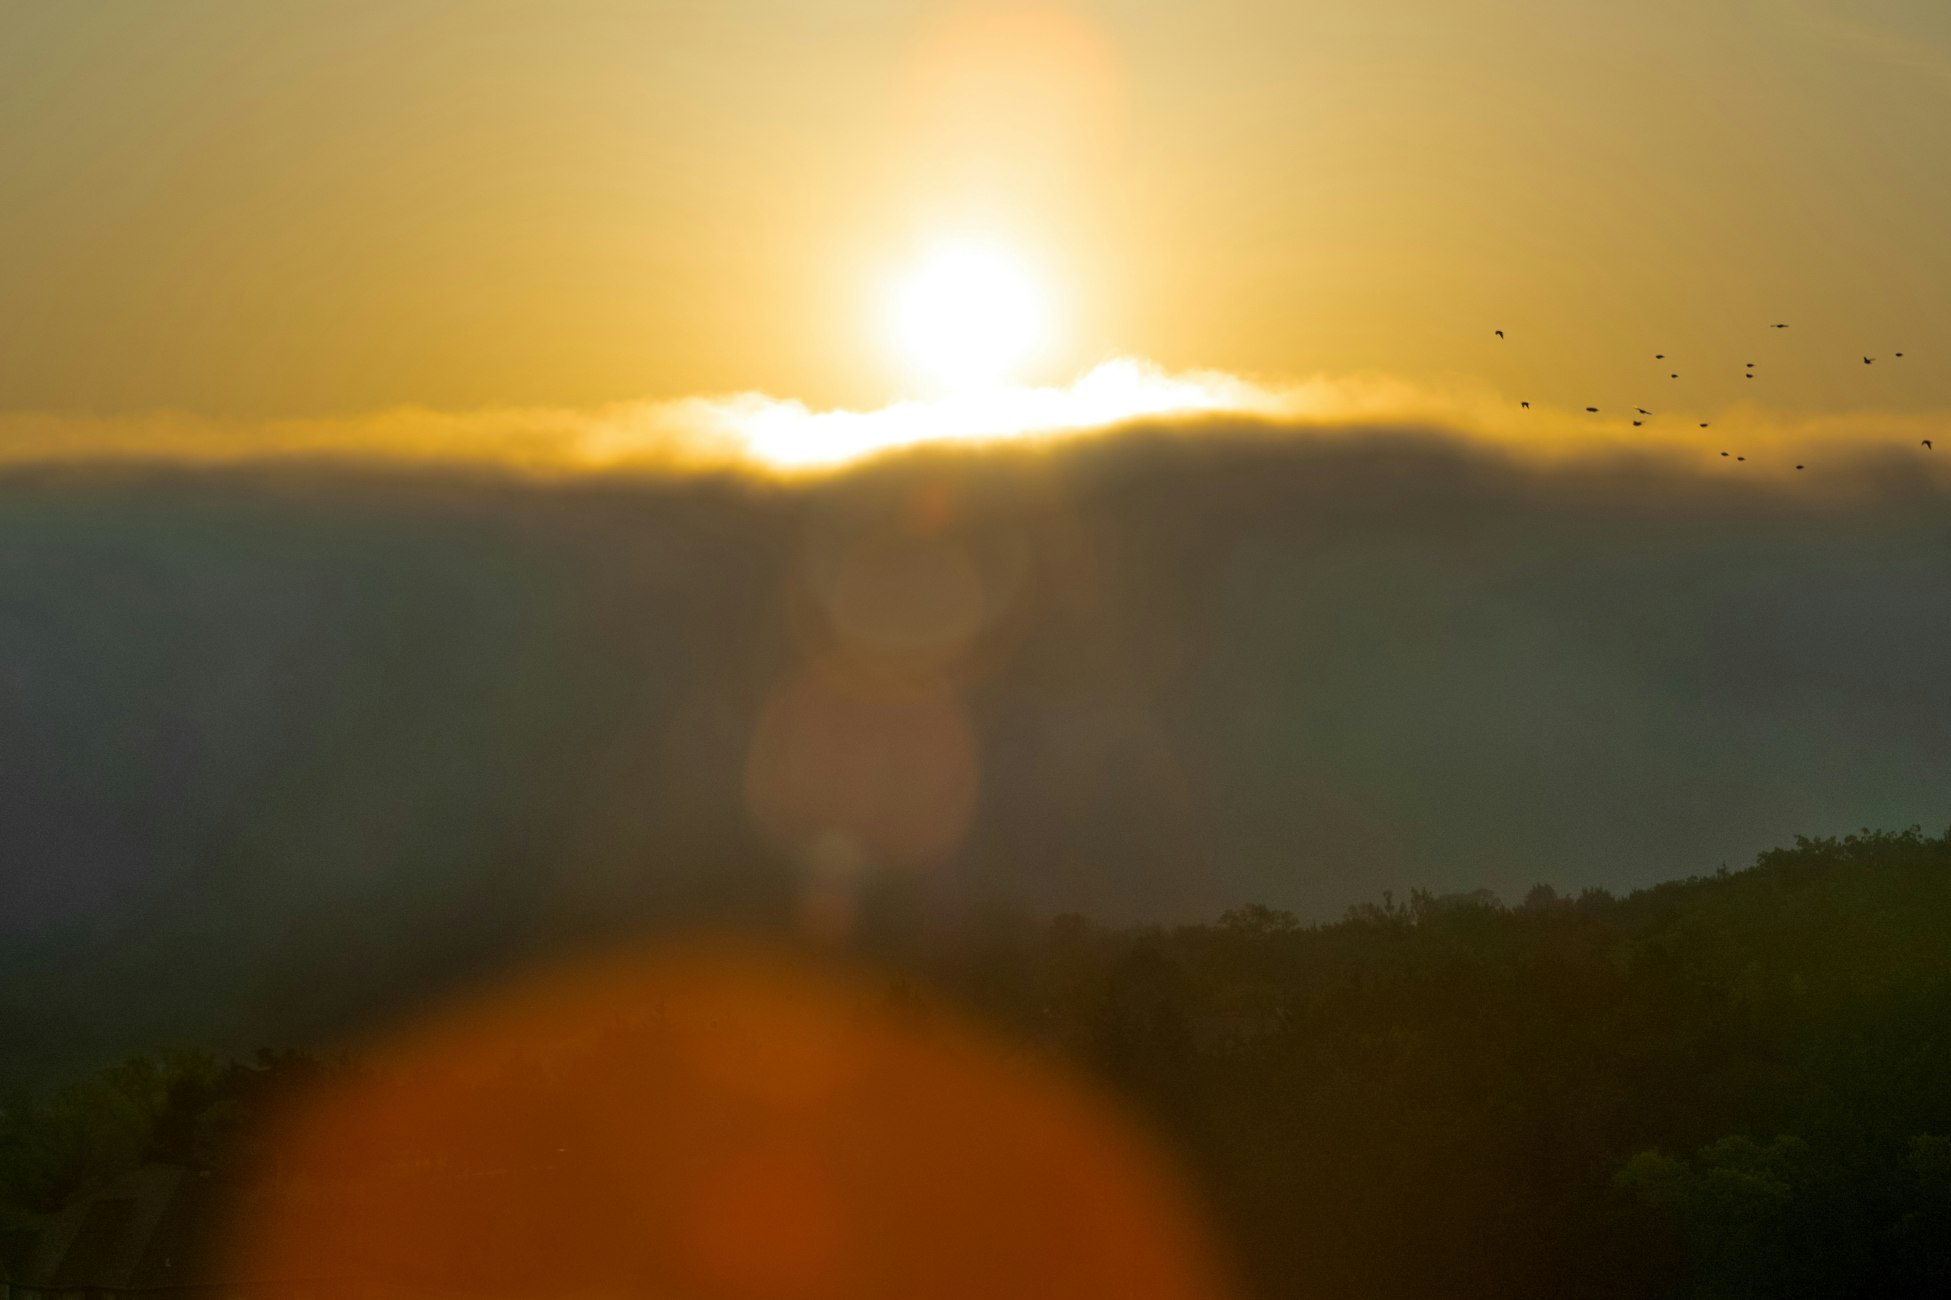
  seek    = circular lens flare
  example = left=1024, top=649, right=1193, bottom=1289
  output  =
left=226, top=945, right=1236, bottom=1300
left=891, top=240, right=1052, bottom=392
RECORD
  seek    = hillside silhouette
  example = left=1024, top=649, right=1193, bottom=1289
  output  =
left=6, top=827, right=1948, bottom=1299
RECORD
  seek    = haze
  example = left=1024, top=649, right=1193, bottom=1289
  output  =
left=5, top=8, right=1951, bottom=1297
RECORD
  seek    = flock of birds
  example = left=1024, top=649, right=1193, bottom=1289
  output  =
left=1494, top=324, right=1933, bottom=470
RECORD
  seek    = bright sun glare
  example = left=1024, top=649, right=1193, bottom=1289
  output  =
left=890, top=240, right=1052, bottom=392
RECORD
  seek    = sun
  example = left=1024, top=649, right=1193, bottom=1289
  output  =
left=889, top=240, right=1054, bottom=392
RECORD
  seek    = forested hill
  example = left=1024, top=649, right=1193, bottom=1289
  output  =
left=5, top=828, right=1950, bottom=1299
left=975, top=825, right=1951, bottom=1300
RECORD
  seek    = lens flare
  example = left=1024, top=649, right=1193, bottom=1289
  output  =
left=227, top=945, right=1235, bottom=1300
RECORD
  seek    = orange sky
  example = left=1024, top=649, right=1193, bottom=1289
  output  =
left=3, top=0, right=1948, bottom=427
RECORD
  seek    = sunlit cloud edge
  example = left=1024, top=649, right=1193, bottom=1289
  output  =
left=0, top=357, right=1945, bottom=484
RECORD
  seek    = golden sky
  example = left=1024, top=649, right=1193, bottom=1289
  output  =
left=3, top=0, right=1949, bottom=429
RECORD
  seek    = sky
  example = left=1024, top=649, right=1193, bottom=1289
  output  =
left=4, top=0, right=1950, bottom=431
left=5, top=2, right=1951, bottom=1072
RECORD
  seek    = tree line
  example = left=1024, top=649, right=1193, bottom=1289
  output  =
left=4, top=827, right=1949, bottom=1298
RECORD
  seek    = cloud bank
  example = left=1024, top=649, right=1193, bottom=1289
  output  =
left=2, top=377, right=1949, bottom=1078
left=4, top=357, right=1947, bottom=481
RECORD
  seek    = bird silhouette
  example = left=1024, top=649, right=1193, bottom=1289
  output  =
left=1700, top=422, right=1710, bottom=428
left=1796, top=464, right=1805, bottom=470
left=1586, top=406, right=1598, bottom=413
left=1520, top=401, right=1530, bottom=409
left=1925, top=440, right=1934, bottom=451
left=1746, top=362, right=1755, bottom=368
left=1670, top=373, right=1679, bottom=379
left=1745, top=373, right=1754, bottom=379
left=1636, top=407, right=1652, bottom=415
left=1655, top=353, right=1665, bottom=359
left=1896, top=352, right=1905, bottom=358
left=1633, top=420, right=1643, bottom=427
left=1864, top=357, right=1875, bottom=365
left=1738, top=456, right=1746, bottom=461
left=1772, top=323, right=1789, bottom=329
left=1720, top=451, right=1730, bottom=457
left=1495, top=329, right=1504, bottom=339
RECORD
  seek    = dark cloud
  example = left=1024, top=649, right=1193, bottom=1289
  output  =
left=2, top=422, right=1948, bottom=1078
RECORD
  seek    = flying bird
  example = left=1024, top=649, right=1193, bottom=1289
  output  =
left=1655, top=353, right=1665, bottom=360
left=1633, top=420, right=1643, bottom=427
left=1700, top=422, right=1710, bottom=428
left=1864, top=356, right=1875, bottom=365
left=1495, top=329, right=1504, bottom=339
left=1670, top=373, right=1679, bottom=379
left=1796, top=464, right=1805, bottom=470
left=1746, top=362, right=1755, bottom=368
left=1772, top=323, right=1789, bottom=329
left=1925, top=440, right=1934, bottom=451
left=1738, top=456, right=1746, bottom=461
left=1521, top=401, right=1530, bottom=409
left=1896, top=352, right=1905, bottom=358
left=1720, top=451, right=1729, bottom=457
left=1586, top=406, right=1599, bottom=413
left=1636, top=407, right=1652, bottom=415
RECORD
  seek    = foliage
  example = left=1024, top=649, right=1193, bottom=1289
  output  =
left=0, top=1048, right=342, bottom=1231
left=3, top=827, right=1948, bottom=1298
left=921, top=825, right=1951, bottom=1299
